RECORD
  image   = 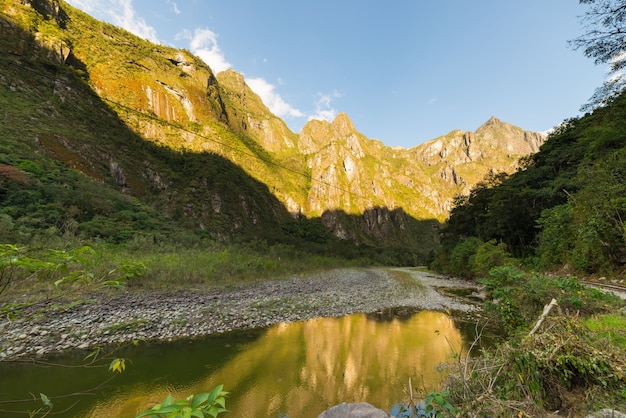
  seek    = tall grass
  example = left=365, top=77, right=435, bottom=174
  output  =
left=75, top=241, right=367, bottom=291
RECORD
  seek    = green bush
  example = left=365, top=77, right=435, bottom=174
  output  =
left=478, top=266, right=622, bottom=334
left=536, top=204, right=575, bottom=268
left=448, top=237, right=482, bottom=278
left=471, top=239, right=516, bottom=277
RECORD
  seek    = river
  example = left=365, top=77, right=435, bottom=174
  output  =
left=0, top=308, right=485, bottom=417
left=1, top=268, right=485, bottom=417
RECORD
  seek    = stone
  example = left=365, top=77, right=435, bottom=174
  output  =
left=586, top=409, right=626, bottom=418
left=318, top=402, right=389, bottom=418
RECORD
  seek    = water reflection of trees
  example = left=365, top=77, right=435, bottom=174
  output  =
left=94, top=311, right=466, bottom=418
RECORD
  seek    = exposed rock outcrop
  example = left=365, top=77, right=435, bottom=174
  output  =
left=1, top=0, right=547, bottom=251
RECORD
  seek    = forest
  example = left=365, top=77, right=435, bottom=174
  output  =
left=431, top=90, right=626, bottom=278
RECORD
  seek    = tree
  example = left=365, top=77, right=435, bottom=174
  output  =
left=570, top=0, right=626, bottom=109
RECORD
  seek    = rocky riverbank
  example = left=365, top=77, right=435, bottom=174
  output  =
left=0, top=268, right=480, bottom=360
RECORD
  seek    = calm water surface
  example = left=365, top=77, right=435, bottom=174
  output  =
left=0, top=310, right=480, bottom=417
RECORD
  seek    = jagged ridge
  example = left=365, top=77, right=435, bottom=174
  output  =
left=0, top=0, right=545, bottom=256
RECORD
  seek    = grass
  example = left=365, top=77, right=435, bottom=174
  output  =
left=0, top=241, right=365, bottom=304
left=433, top=267, right=626, bottom=417
left=388, top=269, right=425, bottom=291
left=102, top=318, right=147, bottom=333
left=114, top=243, right=364, bottom=290
left=583, top=313, right=626, bottom=349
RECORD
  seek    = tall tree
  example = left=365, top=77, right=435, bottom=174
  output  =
left=570, top=0, right=626, bottom=109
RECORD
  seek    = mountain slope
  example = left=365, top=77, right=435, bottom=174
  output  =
left=0, top=0, right=545, bottom=260
left=437, top=91, right=626, bottom=275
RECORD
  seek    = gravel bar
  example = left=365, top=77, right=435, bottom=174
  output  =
left=0, top=268, right=479, bottom=360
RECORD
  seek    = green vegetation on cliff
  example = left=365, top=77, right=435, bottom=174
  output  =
left=0, top=0, right=447, bottom=263
left=433, top=90, right=626, bottom=277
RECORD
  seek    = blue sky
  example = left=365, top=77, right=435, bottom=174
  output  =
left=65, top=0, right=608, bottom=148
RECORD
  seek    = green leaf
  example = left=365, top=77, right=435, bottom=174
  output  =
left=101, top=280, right=125, bottom=289
left=150, top=405, right=179, bottom=414
left=205, top=384, right=224, bottom=405
left=40, top=393, right=52, bottom=408
left=191, top=392, right=210, bottom=409
left=83, top=347, right=101, bottom=362
left=208, top=406, right=228, bottom=417
left=161, top=395, right=175, bottom=407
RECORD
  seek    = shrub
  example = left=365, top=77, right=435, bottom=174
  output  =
left=471, top=239, right=516, bottom=277
left=448, top=237, right=482, bottom=278
left=478, top=266, right=622, bottom=334
left=444, top=316, right=626, bottom=416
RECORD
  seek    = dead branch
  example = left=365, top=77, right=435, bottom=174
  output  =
left=528, top=298, right=562, bottom=336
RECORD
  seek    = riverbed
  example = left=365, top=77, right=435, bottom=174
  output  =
left=0, top=268, right=481, bottom=360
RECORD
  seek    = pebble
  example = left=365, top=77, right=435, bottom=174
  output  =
left=0, top=268, right=479, bottom=361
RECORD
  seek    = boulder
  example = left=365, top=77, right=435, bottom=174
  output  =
left=318, top=402, right=390, bottom=418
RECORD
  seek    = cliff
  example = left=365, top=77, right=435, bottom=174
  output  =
left=0, top=0, right=546, bottom=258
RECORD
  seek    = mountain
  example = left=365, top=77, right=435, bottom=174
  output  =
left=437, top=90, right=626, bottom=276
left=0, top=0, right=545, bottom=261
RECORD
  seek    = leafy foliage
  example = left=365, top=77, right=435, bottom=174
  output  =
left=109, top=358, right=126, bottom=374
left=569, top=0, right=626, bottom=109
left=439, top=265, right=626, bottom=416
left=436, top=90, right=626, bottom=276
left=430, top=237, right=517, bottom=279
left=444, top=315, right=626, bottom=416
left=135, top=385, right=228, bottom=418
left=477, top=265, right=622, bottom=334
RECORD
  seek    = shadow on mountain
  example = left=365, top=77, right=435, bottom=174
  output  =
left=0, top=11, right=440, bottom=265
left=281, top=208, right=440, bottom=265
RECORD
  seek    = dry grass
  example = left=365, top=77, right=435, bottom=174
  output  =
left=440, top=314, right=626, bottom=417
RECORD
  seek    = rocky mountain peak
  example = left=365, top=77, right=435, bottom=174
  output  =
left=330, top=112, right=356, bottom=138
left=216, top=69, right=245, bottom=90
left=477, top=116, right=503, bottom=130
left=298, top=113, right=359, bottom=154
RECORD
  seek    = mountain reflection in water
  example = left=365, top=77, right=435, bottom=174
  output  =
left=85, top=310, right=467, bottom=418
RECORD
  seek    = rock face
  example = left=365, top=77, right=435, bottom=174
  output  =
left=1, top=0, right=547, bottom=250
left=300, top=113, right=545, bottom=219
left=318, top=402, right=390, bottom=418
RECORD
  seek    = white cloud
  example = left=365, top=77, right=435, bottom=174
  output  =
left=177, top=28, right=232, bottom=74
left=247, top=77, right=304, bottom=118
left=66, top=0, right=159, bottom=43
left=166, top=0, right=181, bottom=15
left=308, top=91, right=341, bottom=122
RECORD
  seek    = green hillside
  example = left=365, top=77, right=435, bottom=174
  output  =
left=435, top=91, right=626, bottom=276
left=0, top=0, right=442, bottom=263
